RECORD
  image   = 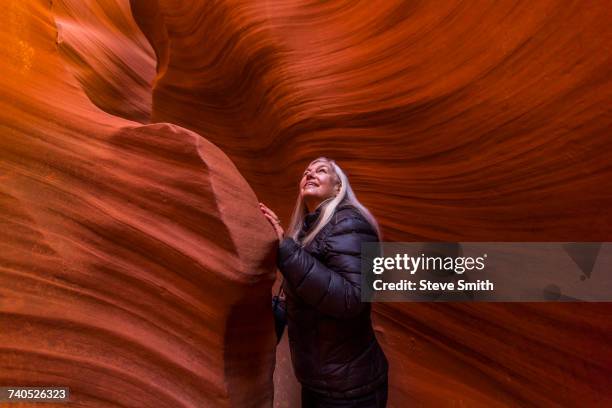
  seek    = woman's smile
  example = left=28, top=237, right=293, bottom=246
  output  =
left=303, top=181, right=319, bottom=189
left=299, top=161, right=337, bottom=208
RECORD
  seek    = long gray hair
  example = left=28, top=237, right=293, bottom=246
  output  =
left=286, top=157, right=381, bottom=246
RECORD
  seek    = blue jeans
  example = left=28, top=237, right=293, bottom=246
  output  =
left=301, top=378, right=388, bottom=408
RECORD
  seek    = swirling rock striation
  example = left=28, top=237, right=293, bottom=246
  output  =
left=130, top=0, right=612, bottom=406
left=1, top=1, right=277, bottom=407
left=0, top=0, right=611, bottom=407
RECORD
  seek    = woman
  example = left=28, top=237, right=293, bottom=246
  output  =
left=260, top=157, right=389, bottom=408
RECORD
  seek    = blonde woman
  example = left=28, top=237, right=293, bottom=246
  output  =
left=260, top=157, right=388, bottom=408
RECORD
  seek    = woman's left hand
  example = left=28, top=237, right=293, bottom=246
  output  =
left=259, top=202, right=285, bottom=242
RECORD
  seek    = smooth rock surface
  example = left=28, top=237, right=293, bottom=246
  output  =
left=131, top=1, right=612, bottom=406
left=1, top=0, right=611, bottom=407
left=0, top=1, right=277, bottom=407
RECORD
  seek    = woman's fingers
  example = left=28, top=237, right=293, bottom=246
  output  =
left=259, top=203, right=270, bottom=218
left=262, top=209, right=279, bottom=227
left=260, top=205, right=273, bottom=220
left=259, top=203, right=284, bottom=241
left=259, top=202, right=272, bottom=217
left=260, top=203, right=275, bottom=217
left=260, top=211, right=284, bottom=241
left=259, top=202, right=281, bottom=224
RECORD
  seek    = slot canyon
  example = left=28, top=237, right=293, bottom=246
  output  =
left=0, top=0, right=611, bottom=406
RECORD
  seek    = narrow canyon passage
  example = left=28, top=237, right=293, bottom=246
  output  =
left=0, top=0, right=611, bottom=406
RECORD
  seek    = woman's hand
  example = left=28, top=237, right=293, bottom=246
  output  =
left=259, top=202, right=284, bottom=242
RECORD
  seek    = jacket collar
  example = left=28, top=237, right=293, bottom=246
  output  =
left=302, top=199, right=353, bottom=232
left=303, top=206, right=322, bottom=232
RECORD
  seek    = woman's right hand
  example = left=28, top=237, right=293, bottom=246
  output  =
left=259, top=202, right=285, bottom=243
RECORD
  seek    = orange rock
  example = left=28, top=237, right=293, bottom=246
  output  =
left=130, top=0, right=612, bottom=406
left=0, top=1, right=277, bottom=406
left=132, top=0, right=612, bottom=406
left=1, top=0, right=611, bottom=407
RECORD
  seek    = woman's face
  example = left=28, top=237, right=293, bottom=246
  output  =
left=299, top=160, right=339, bottom=207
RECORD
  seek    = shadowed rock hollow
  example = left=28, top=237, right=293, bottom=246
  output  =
left=1, top=0, right=611, bottom=407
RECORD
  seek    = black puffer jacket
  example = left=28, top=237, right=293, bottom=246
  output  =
left=277, top=201, right=388, bottom=398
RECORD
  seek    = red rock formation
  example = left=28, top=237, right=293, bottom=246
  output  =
left=54, top=0, right=156, bottom=122
left=0, top=1, right=277, bottom=406
left=130, top=0, right=612, bottom=406
left=1, top=0, right=611, bottom=407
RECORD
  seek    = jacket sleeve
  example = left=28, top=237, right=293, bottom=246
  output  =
left=277, top=215, right=378, bottom=319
